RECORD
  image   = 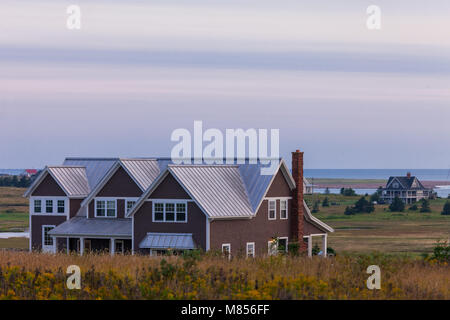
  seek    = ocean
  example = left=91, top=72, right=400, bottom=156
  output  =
left=304, top=169, right=450, bottom=181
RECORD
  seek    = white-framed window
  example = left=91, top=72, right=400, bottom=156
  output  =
left=95, top=199, right=117, bottom=217
left=278, top=237, right=288, bottom=253
left=45, top=200, right=53, bottom=213
left=280, top=200, right=288, bottom=219
left=42, top=225, right=55, bottom=252
left=222, top=243, right=231, bottom=259
left=246, top=242, right=255, bottom=258
left=34, top=199, right=42, bottom=213
left=126, top=200, right=136, bottom=214
left=57, top=200, right=65, bottom=214
left=152, top=201, right=188, bottom=223
left=268, top=200, right=276, bottom=220
left=268, top=239, right=278, bottom=256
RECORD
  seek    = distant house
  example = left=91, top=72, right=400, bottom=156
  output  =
left=303, top=177, right=313, bottom=194
left=24, top=150, right=333, bottom=257
left=380, top=172, right=433, bottom=204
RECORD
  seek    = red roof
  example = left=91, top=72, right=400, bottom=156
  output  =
left=25, top=169, right=38, bottom=175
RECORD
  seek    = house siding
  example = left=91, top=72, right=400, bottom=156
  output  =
left=210, top=168, right=292, bottom=257
left=31, top=174, right=66, bottom=197
left=31, top=215, right=67, bottom=250
left=133, top=173, right=205, bottom=253
left=69, top=199, right=83, bottom=218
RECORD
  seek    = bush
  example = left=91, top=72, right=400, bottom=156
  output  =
left=408, top=204, right=418, bottom=211
left=312, top=200, right=320, bottom=213
left=322, top=197, right=330, bottom=207
left=441, top=201, right=450, bottom=215
left=340, top=188, right=356, bottom=196
left=353, top=196, right=375, bottom=213
left=389, top=196, right=405, bottom=212
left=344, top=206, right=355, bottom=215
left=419, top=199, right=431, bottom=213
left=430, top=241, right=450, bottom=263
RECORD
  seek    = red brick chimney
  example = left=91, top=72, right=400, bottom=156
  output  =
left=407, top=172, right=411, bottom=178
left=291, top=150, right=305, bottom=246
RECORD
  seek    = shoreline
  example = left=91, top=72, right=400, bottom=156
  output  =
left=309, top=179, right=450, bottom=189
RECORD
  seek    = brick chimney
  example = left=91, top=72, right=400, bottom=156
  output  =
left=407, top=172, right=411, bottom=178
left=291, top=150, right=305, bottom=245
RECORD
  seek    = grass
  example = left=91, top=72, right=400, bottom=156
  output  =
left=308, top=178, right=386, bottom=186
left=0, top=187, right=28, bottom=232
left=0, top=237, right=28, bottom=250
left=306, top=194, right=450, bottom=255
left=0, top=251, right=448, bottom=300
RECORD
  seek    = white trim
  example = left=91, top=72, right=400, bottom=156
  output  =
left=131, top=215, right=135, bottom=255
left=222, top=243, right=231, bottom=259
left=28, top=199, right=32, bottom=251
left=278, top=236, right=288, bottom=253
left=264, top=196, right=292, bottom=200
left=152, top=200, right=188, bottom=223
left=246, top=242, right=255, bottom=258
left=267, top=240, right=277, bottom=256
left=303, top=201, right=334, bottom=233
left=146, top=198, right=193, bottom=202
left=280, top=199, right=288, bottom=220
left=125, top=198, right=139, bottom=215
left=94, top=198, right=117, bottom=218
left=30, top=196, right=68, bottom=216
left=42, top=225, right=56, bottom=253
left=268, top=199, right=276, bottom=220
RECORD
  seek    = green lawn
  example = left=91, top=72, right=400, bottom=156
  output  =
left=0, top=187, right=29, bottom=232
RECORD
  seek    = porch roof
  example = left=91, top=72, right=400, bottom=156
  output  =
left=48, top=217, right=131, bottom=238
left=139, top=233, right=196, bottom=250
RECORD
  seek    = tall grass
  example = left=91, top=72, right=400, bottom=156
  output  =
left=0, top=251, right=448, bottom=300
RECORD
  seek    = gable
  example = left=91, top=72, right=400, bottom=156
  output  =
left=97, top=166, right=142, bottom=197
left=31, top=173, right=66, bottom=197
left=150, top=172, right=191, bottom=199
left=265, top=168, right=292, bottom=197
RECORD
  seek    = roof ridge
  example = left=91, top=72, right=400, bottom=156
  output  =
left=169, top=164, right=239, bottom=167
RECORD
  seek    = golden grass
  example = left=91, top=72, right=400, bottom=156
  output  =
left=0, top=251, right=448, bottom=300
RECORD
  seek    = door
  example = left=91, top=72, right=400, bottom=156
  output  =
left=42, top=225, right=55, bottom=253
left=115, top=240, right=124, bottom=254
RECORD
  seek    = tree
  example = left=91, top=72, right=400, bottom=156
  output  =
left=353, top=196, right=374, bottom=213
left=442, top=201, right=450, bottom=215
left=340, top=188, right=356, bottom=196
left=322, top=197, right=330, bottom=207
left=389, top=196, right=405, bottom=212
left=344, top=206, right=355, bottom=215
left=408, top=204, right=418, bottom=211
left=312, top=200, right=320, bottom=213
left=420, top=199, right=431, bottom=213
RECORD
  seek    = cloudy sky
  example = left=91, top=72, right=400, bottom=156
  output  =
left=0, top=0, right=449, bottom=169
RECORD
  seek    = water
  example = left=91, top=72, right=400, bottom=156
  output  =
left=304, top=169, right=450, bottom=181
left=0, top=232, right=29, bottom=239
left=315, top=187, right=450, bottom=198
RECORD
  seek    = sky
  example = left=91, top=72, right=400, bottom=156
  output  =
left=0, top=0, right=449, bottom=169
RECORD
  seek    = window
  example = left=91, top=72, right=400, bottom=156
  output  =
left=42, top=226, right=54, bottom=246
left=278, top=237, right=288, bottom=253
left=34, top=200, right=42, bottom=213
left=45, top=200, right=53, bottom=213
left=268, top=240, right=277, bottom=256
left=95, top=199, right=116, bottom=217
left=57, top=200, right=65, bottom=213
left=222, top=244, right=231, bottom=259
left=280, top=200, right=288, bottom=219
left=126, top=200, right=136, bottom=214
left=268, top=200, right=276, bottom=220
left=153, top=201, right=188, bottom=222
left=246, top=242, right=255, bottom=258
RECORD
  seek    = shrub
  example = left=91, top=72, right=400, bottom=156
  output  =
left=441, top=201, right=450, bottom=215
left=430, top=241, right=450, bottom=263
left=419, top=199, right=431, bottom=213
left=322, top=197, right=330, bottom=207
left=312, top=200, right=320, bottom=213
left=344, top=206, right=355, bottom=215
left=340, top=188, right=356, bottom=196
left=389, top=196, right=405, bottom=212
left=408, top=204, right=418, bottom=211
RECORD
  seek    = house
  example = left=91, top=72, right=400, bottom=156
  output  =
left=24, top=150, right=333, bottom=257
left=303, top=177, right=313, bottom=194
left=380, top=172, right=434, bottom=204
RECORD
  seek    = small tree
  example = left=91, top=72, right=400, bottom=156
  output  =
left=441, top=201, right=450, bottom=215
left=389, top=196, right=405, bottom=212
left=408, top=204, right=418, bottom=211
left=420, top=199, right=431, bottom=213
left=322, top=197, right=330, bottom=207
left=312, top=200, right=320, bottom=213
left=344, top=206, right=355, bottom=215
left=324, top=187, right=330, bottom=195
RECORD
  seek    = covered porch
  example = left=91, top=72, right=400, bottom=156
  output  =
left=303, top=233, right=328, bottom=258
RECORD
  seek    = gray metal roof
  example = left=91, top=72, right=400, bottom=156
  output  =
left=169, top=165, right=254, bottom=218
left=48, top=217, right=131, bottom=237
left=120, top=159, right=160, bottom=190
left=63, top=158, right=118, bottom=190
left=48, top=166, right=90, bottom=197
left=139, top=233, right=196, bottom=249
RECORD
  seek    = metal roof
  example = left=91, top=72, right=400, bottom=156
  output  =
left=169, top=165, right=254, bottom=218
left=139, top=233, right=196, bottom=249
left=63, top=158, right=118, bottom=190
left=48, top=166, right=90, bottom=197
left=120, top=159, right=161, bottom=190
left=48, top=217, right=131, bottom=237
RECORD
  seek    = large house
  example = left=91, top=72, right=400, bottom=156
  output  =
left=380, top=172, right=433, bottom=204
left=24, top=150, right=333, bottom=257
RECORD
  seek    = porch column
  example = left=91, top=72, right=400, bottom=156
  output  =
left=80, top=237, right=84, bottom=256
left=307, top=236, right=312, bottom=257
left=322, top=234, right=328, bottom=258
left=110, top=238, right=115, bottom=256
left=66, top=238, right=69, bottom=254
left=52, top=236, right=57, bottom=254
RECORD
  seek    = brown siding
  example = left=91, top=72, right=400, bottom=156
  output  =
left=304, top=219, right=325, bottom=235
left=69, top=199, right=83, bottom=218
left=265, top=170, right=292, bottom=197
left=133, top=173, right=205, bottom=252
left=97, top=167, right=142, bottom=197
left=31, top=215, right=67, bottom=250
left=32, top=174, right=66, bottom=196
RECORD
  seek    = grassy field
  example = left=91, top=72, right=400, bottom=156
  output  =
left=306, top=193, right=450, bottom=256
left=0, top=251, right=448, bottom=299
left=309, top=178, right=386, bottom=186
left=0, top=187, right=28, bottom=232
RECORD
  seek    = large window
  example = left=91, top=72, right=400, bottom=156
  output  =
left=268, top=200, right=276, bottom=220
left=57, top=200, right=65, bottom=214
left=42, top=226, right=55, bottom=246
left=95, top=199, right=116, bottom=217
left=34, top=200, right=42, bottom=213
left=32, top=198, right=66, bottom=214
left=280, top=200, right=288, bottom=219
left=153, top=201, right=188, bottom=222
left=45, top=200, right=53, bottom=213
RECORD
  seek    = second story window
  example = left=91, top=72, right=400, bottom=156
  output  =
left=95, top=199, right=116, bottom=217
left=268, top=200, right=276, bottom=220
left=46, top=200, right=53, bottom=213
left=34, top=200, right=42, bottom=213
left=280, top=200, right=288, bottom=219
left=57, top=200, right=65, bottom=214
left=126, top=200, right=136, bottom=214
left=153, top=201, right=188, bottom=222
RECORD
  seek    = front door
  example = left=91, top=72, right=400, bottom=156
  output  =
left=42, top=225, right=55, bottom=253
left=115, top=240, right=124, bottom=254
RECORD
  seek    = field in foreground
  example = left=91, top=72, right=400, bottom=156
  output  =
left=0, top=251, right=448, bottom=300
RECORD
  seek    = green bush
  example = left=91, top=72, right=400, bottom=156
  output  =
left=322, top=197, right=330, bottom=207
left=389, top=196, right=405, bottom=212
left=430, top=241, right=450, bottom=263
left=419, top=199, right=431, bottom=213
left=441, top=201, right=450, bottom=215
